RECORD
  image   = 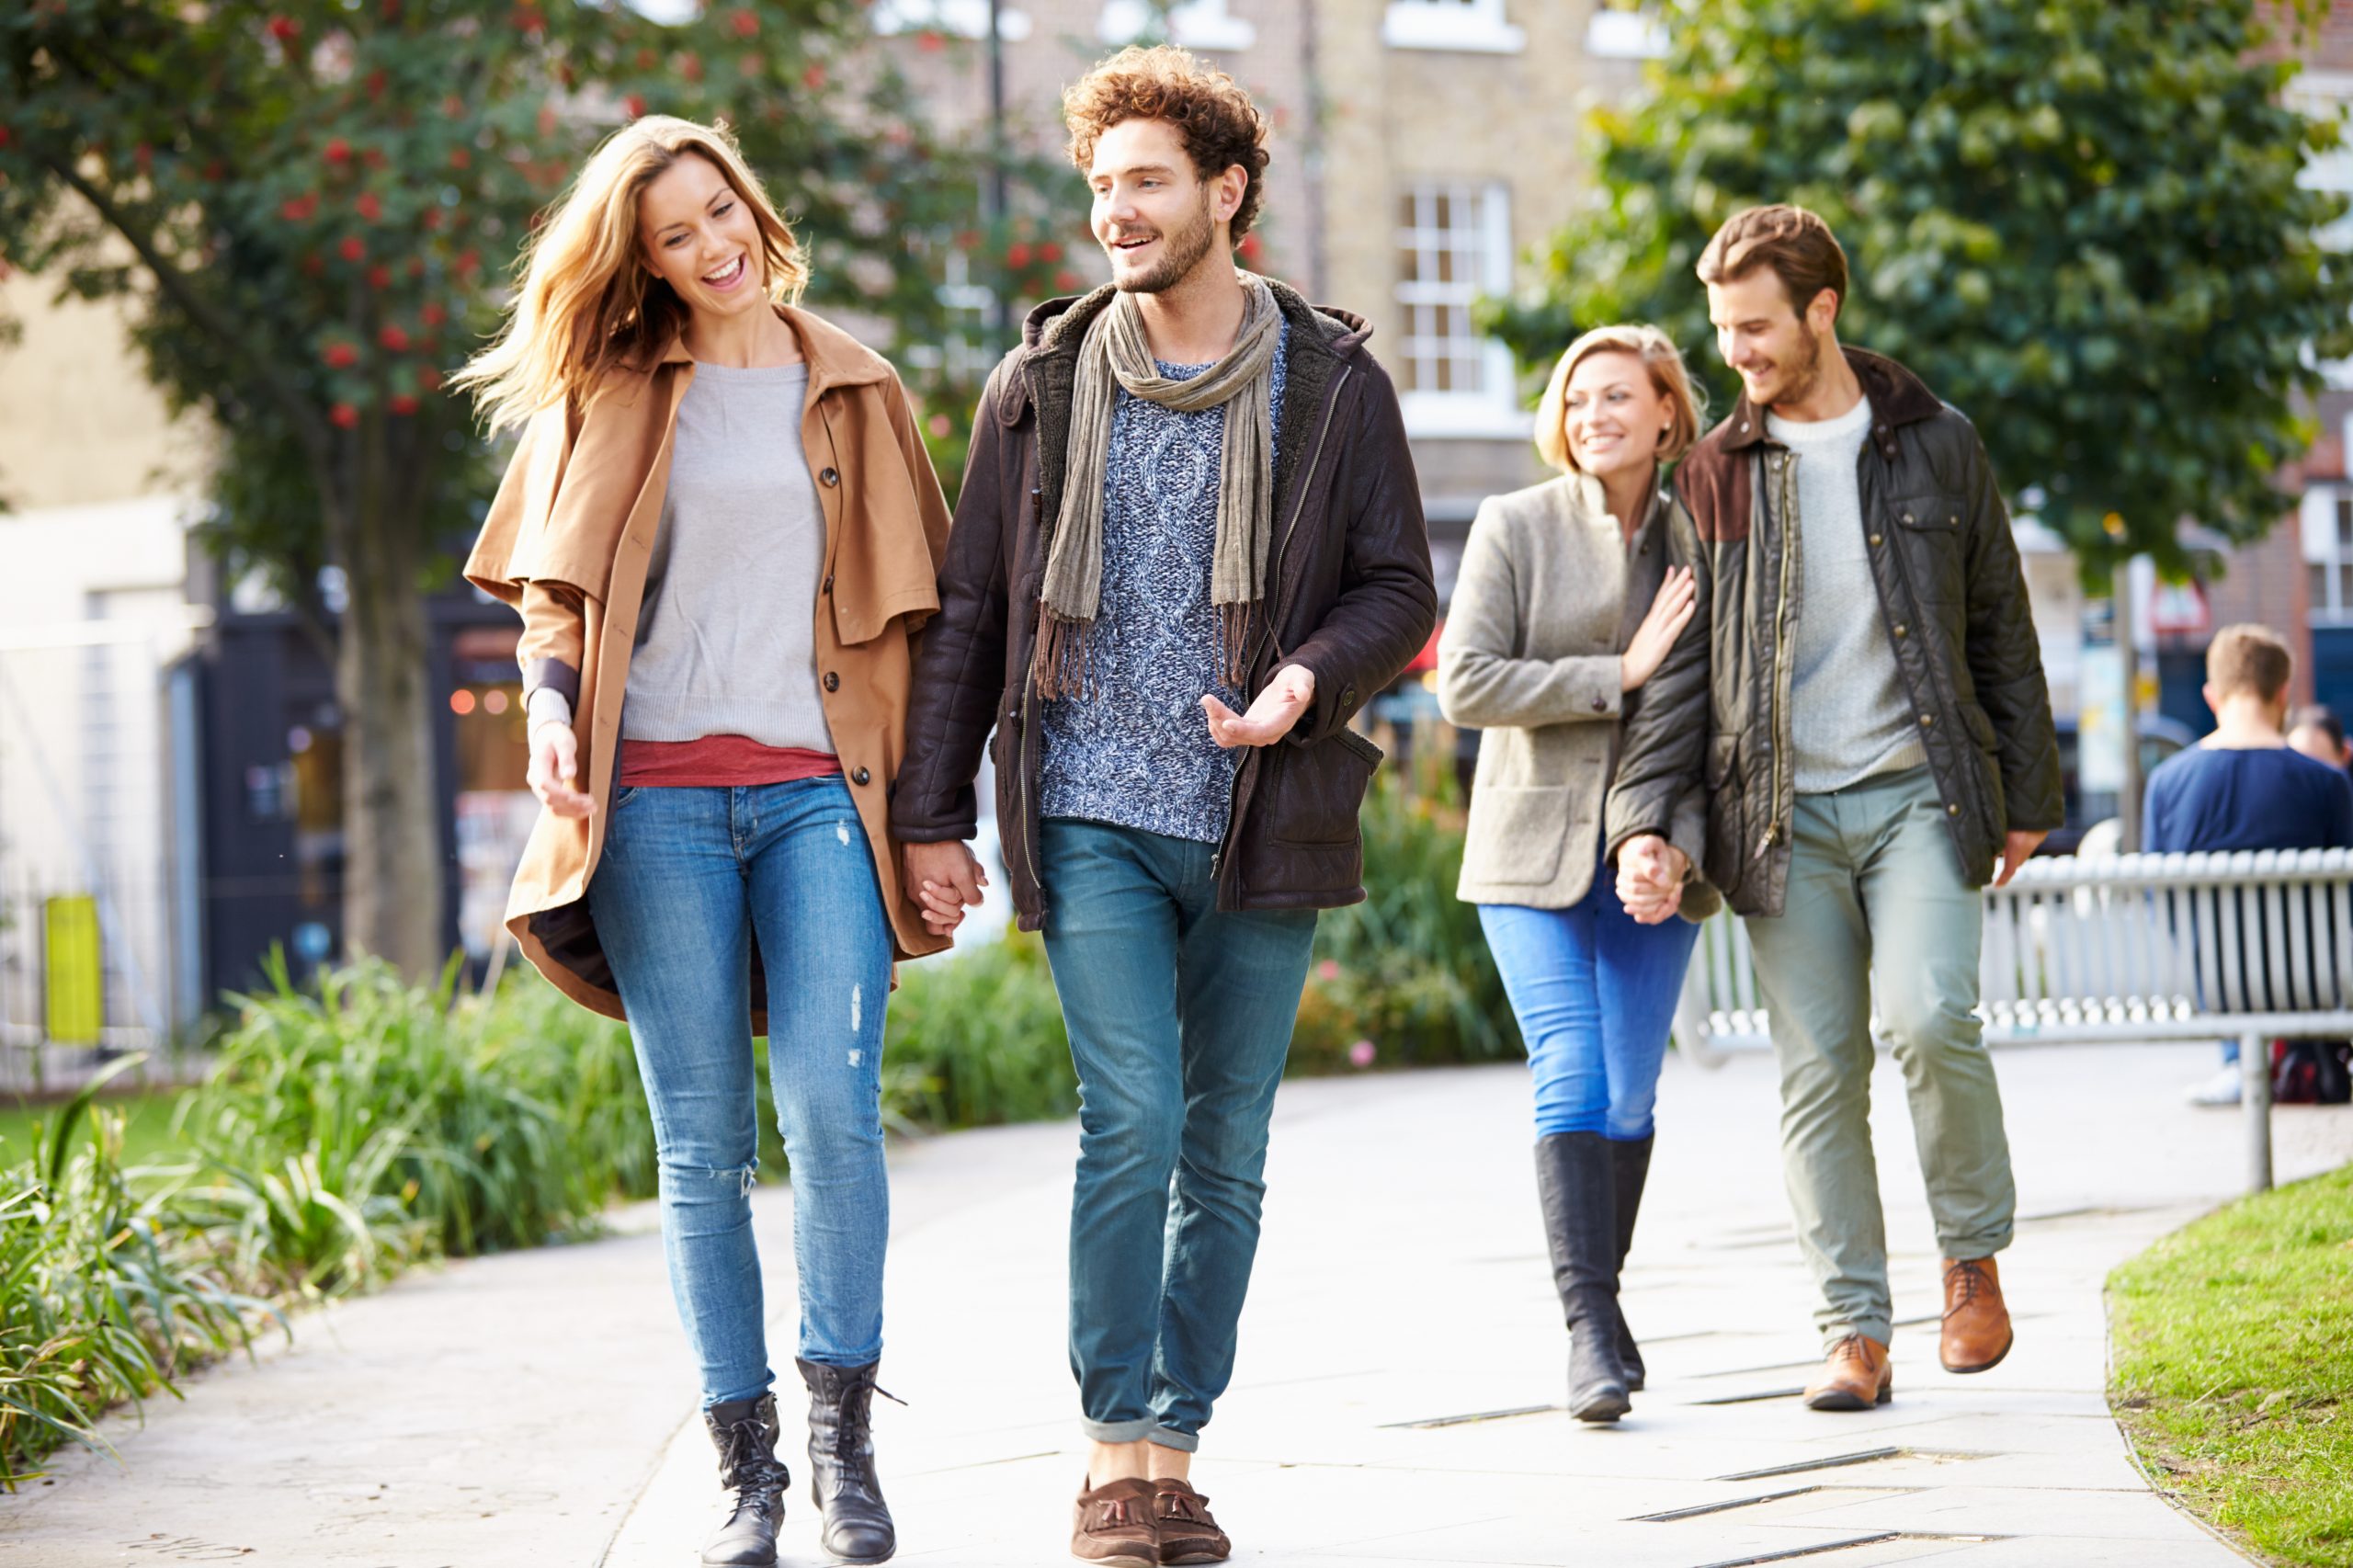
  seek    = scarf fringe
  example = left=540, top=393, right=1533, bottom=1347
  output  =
left=1032, top=608, right=1097, bottom=702
left=1220, top=601, right=1256, bottom=692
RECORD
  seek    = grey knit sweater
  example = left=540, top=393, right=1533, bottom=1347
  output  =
left=1770, top=395, right=1927, bottom=792
left=622, top=361, right=832, bottom=751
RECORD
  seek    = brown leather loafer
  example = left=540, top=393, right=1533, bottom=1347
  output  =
left=1154, top=1477, right=1231, bottom=1564
left=1072, top=1476, right=1158, bottom=1568
left=1939, top=1256, right=2015, bottom=1373
left=1802, top=1332, right=1892, bottom=1411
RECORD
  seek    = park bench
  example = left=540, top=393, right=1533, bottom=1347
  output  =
left=1672, top=847, right=2353, bottom=1193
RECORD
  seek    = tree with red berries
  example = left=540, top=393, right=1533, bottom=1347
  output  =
left=0, top=1, right=983, bottom=978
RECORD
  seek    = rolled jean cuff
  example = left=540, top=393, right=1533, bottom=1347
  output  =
left=1827, top=1316, right=1893, bottom=1353
left=1080, top=1415, right=1158, bottom=1446
left=1147, top=1424, right=1199, bottom=1454
left=1935, top=1228, right=2014, bottom=1261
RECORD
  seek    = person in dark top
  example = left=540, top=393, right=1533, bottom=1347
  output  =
left=2143, top=625, right=2353, bottom=1104
left=2290, top=703, right=2352, bottom=771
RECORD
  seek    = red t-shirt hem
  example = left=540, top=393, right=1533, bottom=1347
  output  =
left=619, top=736, right=843, bottom=788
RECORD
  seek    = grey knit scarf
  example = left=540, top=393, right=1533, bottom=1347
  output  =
left=1034, top=271, right=1282, bottom=699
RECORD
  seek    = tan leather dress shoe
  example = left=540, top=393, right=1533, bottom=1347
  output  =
left=1939, top=1256, right=2015, bottom=1373
left=1802, top=1332, right=1892, bottom=1411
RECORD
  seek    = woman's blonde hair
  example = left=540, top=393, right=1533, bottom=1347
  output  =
left=1532, top=324, right=1706, bottom=475
left=456, top=115, right=808, bottom=433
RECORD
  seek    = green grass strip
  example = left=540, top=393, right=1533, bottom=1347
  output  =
left=2109, top=1162, right=2353, bottom=1566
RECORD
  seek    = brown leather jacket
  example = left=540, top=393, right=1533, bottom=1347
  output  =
left=1605, top=347, right=2063, bottom=917
left=891, top=280, right=1437, bottom=928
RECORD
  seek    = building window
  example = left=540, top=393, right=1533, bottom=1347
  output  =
left=1100, top=0, right=1256, bottom=50
left=872, top=0, right=1032, bottom=42
left=1381, top=0, right=1525, bottom=54
left=2307, top=485, right=2353, bottom=625
left=1585, top=1, right=1667, bottom=60
left=1394, top=181, right=1521, bottom=437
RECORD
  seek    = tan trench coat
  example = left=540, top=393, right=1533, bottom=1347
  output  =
left=462, top=305, right=954, bottom=1026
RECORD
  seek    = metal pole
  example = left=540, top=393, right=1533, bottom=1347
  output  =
left=2114, top=560, right=2143, bottom=852
left=985, top=0, right=1011, bottom=353
left=2243, top=1030, right=2273, bottom=1194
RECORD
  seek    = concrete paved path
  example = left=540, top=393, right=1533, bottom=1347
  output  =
left=8, top=1042, right=2348, bottom=1567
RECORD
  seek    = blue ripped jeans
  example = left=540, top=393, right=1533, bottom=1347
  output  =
left=587, top=776, right=892, bottom=1407
left=1478, top=856, right=1699, bottom=1142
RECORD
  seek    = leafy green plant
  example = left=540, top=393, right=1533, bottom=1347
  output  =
left=0, top=1059, right=271, bottom=1489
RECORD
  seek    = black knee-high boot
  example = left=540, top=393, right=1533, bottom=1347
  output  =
left=1610, top=1134, right=1655, bottom=1392
left=1536, top=1132, right=1631, bottom=1422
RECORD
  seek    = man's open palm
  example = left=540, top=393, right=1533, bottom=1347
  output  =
left=1202, top=664, right=1317, bottom=748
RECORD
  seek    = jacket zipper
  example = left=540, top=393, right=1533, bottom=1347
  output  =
left=1758, top=449, right=1797, bottom=859
left=1017, top=485, right=1044, bottom=906
left=1212, top=362, right=1354, bottom=882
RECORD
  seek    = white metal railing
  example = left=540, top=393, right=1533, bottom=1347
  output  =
left=1672, top=848, right=2353, bottom=1192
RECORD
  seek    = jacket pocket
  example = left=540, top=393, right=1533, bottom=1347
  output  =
left=1705, top=733, right=1740, bottom=789
left=1462, top=784, right=1575, bottom=887
left=1261, top=727, right=1383, bottom=848
left=1891, top=494, right=1969, bottom=604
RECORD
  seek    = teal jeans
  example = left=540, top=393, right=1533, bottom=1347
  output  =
left=1743, top=767, right=2016, bottom=1350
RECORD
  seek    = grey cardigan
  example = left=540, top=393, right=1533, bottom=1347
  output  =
left=1438, top=472, right=1716, bottom=915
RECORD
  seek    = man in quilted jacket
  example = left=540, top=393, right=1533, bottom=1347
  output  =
left=1608, top=205, right=2063, bottom=1412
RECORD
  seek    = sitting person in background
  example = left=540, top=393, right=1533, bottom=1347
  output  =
left=2143, top=626, right=2353, bottom=1106
left=2289, top=704, right=2352, bottom=772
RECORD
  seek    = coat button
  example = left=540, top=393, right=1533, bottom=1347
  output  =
left=1919, top=712, right=1935, bottom=727
left=1869, top=533, right=1882, bottom=547
left=1947, top=802, right=1961, bottom=815
left=821, top=467, right=840, bottom=487
left=824, top=672, right=840, bottom=692
left=1893, top=623, right=1908, bottom=639
left=1591, top=697, right=1608, bottom=712
left=1341, top=684, right=1358, bottom=710
left=1901, top=511, right=1915, bottom=524
left=851, top=766, right=870, bottom=786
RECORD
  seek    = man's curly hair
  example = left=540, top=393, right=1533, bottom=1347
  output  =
left=1063, top=45, right=1272, bottom=240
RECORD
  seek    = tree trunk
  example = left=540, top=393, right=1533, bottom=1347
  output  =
left=335, top=484, right=443, bottom=979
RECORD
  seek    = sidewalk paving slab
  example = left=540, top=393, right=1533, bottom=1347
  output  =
left=6, top=1042, right=2347, bottom=1567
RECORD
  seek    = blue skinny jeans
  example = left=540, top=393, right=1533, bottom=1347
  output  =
left=587, top=776, right=892, bottom=1408
left=1478, top=858, right=1700, bottom=1142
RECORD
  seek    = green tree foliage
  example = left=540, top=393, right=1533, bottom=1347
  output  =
left=1490, top=0, right=2353, bottom=579
left=0, top=1, right=983, bottom=972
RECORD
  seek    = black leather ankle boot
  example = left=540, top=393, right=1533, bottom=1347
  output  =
left=1536, top=1132, right=1631, bottom=1422
left=799, top=1357, right=899, bottom=1562
left=700, top=1392, right=789, bottom=1567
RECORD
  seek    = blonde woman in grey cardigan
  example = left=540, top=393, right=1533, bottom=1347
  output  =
left=1437, top=324, right=1714, bottom=1425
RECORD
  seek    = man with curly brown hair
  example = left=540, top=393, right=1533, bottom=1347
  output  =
left=891, top=43, right=1434, bottom=1567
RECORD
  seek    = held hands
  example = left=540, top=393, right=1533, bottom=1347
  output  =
left=1993, top=828, right=2049, bottom=889
left=1620, top=567, right=1697, bottom=693
left=1202, top=663, right=1317, bottom=748
left=1615, top=832, right=1689, bottom=926
left=904, top=840, right=988, bottom=937
left=527, top=721, right=596, bottom=819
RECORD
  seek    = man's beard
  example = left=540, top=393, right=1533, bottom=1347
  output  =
left=1115, top=187, right=1218, bottom=294
left=1759, top=326, right=1824, bottom=408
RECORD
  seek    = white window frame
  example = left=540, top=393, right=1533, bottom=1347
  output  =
left=1381, top=0, right=1525, bottom=55
left=2303, top=468, right=2353, bottom=628
left=1100, top=0, right=1256, bottom=51
left=871, top=0, right=1032, bottom=42
left=1584, top=4, right=1667, bottom=60
left=1394, top=180, right=1526, bottom=439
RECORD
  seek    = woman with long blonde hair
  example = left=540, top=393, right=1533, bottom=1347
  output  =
left=459, top=115, right=951, bottom=1568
